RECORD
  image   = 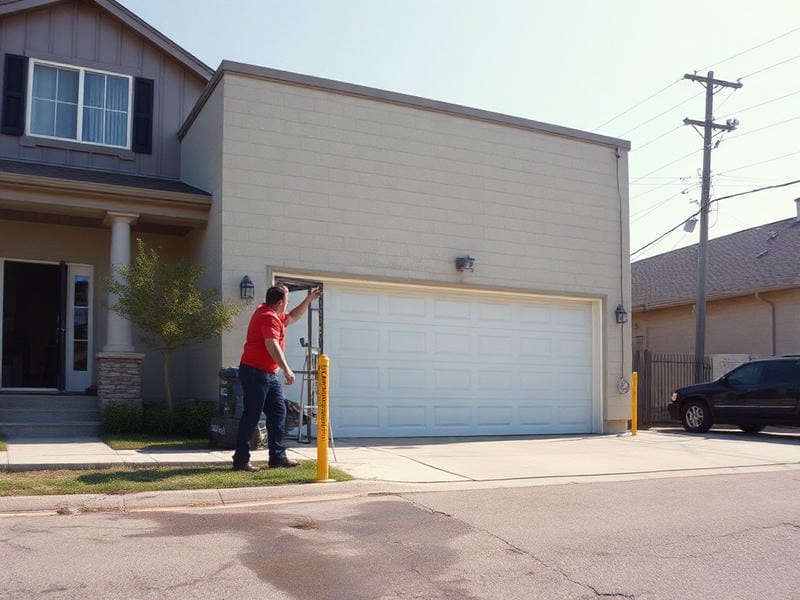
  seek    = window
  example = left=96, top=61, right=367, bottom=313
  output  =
left=28, top=60, right=131, bottom=148
left=726, top=363, right=764, bottom=387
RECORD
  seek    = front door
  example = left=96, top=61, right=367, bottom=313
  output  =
left=1, top=260, right=93, bottom=391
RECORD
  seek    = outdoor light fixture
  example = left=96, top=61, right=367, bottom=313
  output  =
left=615, top=304, right=628, bottom=324
left=683, top=217, right=698, bottom=232
left=455, top=256, right=475, bottom=272
left=240, top=275, right=255, bottom=300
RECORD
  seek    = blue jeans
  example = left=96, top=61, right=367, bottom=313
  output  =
left=232, top=363, right=288, bottom=465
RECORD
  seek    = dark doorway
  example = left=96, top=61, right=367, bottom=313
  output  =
left=2, top=261, right=63, bottom=388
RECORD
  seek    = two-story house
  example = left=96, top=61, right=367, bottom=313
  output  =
left=1, top=0, right=633, bottom=438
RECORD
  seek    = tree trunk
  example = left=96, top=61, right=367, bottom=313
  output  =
left=162, top=350, right=173, bottom=412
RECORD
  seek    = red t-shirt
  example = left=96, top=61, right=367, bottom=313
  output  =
left=240, top=304, right=288, bottom=374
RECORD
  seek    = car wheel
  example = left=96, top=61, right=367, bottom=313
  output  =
left=737, top=424, right=765, bottom=434
left=681, top=400, right=713, bottom=433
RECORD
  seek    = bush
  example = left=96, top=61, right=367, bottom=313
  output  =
left=173, top=400, right=216, bottom=437
left=142, top=404, right=175, bottom=436
left=102, top=403, right=143, bottom=434
left=102, top=399, right=215, bottom=437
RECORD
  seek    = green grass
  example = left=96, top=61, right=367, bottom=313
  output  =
left=0, top=437, right=6, bottom=452
left=0, top=461, right=353, bottom=497
left=101, top=433, right=210, bottom=450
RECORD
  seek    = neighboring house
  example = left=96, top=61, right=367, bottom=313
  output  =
left=1, top=0, right=632, bottom=438
left=632, top=200, right=800, bottom=358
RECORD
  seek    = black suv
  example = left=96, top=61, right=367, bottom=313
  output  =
left=668, top=357, right=800, bottom=433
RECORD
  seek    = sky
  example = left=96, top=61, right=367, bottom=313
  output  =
left=118, top=0, right=800, bottom=261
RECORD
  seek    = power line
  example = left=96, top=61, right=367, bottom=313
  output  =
left=592, top=79, right=681, bottom=131
left=696, top=25, right=800, bottom=72
left=720, top=87, right=800, bottom=118
left=630, top=148, right=700, bottom=183
left=618, top=90, right=704, bottom=137
left=739, top=53, right=800, bottom=80
left=631, top=178, right=800, bottom=258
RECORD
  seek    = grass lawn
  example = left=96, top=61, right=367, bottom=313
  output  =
left=1, top=434, right=353, bottom=496
left=0, top=437, right=6, bottom=452
left=101, top=433, right=211, bottom=450
left=0, top=461, right=353, bottom=497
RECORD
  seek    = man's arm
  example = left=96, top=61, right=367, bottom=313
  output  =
left=265, top=338, right=295, bottom=385
left=284, top=287, right=322, bottom=325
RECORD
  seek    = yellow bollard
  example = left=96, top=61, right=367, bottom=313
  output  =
left=316, top=354, right=333, bottom=482
left=631, top=371, right=638, bottom=436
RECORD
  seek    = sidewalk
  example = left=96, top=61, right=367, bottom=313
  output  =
left=2, top=427, right=800, bottom=513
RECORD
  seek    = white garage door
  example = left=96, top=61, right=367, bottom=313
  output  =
left=322, top=283, right=597, bottom=438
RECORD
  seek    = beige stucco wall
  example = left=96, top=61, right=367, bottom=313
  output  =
left=180, top=82, right=227, bottom=401
left=180, top=72, right=633, bottom=429
left=633, top=289, right=800, bottom=357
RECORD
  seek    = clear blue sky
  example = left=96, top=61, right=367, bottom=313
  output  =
left=119, top=0, right=800, bottom=260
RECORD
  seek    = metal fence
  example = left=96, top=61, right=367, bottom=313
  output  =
left=633, top=350, right=712, bottom=427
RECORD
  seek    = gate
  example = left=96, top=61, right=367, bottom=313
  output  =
left=633, top=350, right=712, bottom=427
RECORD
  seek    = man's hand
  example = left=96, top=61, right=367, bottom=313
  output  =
left=309, top=287, right=322, bottom=301
left=284, top=368, right=295, bottom=385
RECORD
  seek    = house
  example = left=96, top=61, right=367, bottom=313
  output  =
left=631, top=200, right=800, bottom=358
left=0, top=0, right=632, bottom=437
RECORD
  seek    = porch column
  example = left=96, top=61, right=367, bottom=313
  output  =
left=97, top=212, right=144, bottom=408
left=103, top=211, right=138, bottom=352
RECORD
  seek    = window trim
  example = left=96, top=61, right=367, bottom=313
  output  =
left=25, top=58, right=133, bottom=150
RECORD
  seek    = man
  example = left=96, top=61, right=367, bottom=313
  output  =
left=232, top=284, right=321, bottom=472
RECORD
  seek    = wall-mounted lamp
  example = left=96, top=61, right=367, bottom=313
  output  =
left=615, top=304, right=628, bottom=324
left=455, top=255, right=475, bottom=272
left=240, top=275, right=255, bottom=300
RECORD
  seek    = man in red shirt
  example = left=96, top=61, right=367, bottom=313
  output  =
left=233, top=284, right=321, bottom=471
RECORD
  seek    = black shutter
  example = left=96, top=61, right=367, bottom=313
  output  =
left=1, top=53, right=28, bottom=136
left=131, top=77, right=154, bottom=153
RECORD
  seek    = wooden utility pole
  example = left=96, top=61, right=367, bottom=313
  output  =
left=683, top=71, right=742, bottom=382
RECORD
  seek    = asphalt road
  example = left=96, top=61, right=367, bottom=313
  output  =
left=2, top=469, right=799, bottom=599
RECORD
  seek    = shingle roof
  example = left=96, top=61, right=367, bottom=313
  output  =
left=632, top=216, right=800, bottom=309
left=0, top=159, right=209, bottom=196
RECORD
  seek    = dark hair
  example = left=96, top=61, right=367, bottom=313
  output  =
left=265, top=285, right=288, bottom=306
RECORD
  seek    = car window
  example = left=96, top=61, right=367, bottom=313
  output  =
left=762, top=361, right=800, bottom=386
left=726, top=363, right=764, bottom=386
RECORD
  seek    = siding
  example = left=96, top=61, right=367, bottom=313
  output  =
left=0, top=2, right=206, bottom=178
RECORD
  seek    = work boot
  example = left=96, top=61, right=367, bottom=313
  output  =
left=232, top=462, right=261, bottom=472
left=269, top=456, right=301, bottom=468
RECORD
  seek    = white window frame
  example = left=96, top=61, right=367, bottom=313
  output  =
left=25, top=59, right=134, bottom=150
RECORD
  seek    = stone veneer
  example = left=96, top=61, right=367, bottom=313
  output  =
left=96, top=352, right=145, bottom=408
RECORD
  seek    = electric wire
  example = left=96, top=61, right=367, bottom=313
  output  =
left=617, top=90, right=704, bottom=137
left=695, top=25, right=800, bottom=72
left=739, top=53, right=800, bottom=80
left=592, top=79, right=682, bottom=131
left=631, top=178, right=800, bottom=258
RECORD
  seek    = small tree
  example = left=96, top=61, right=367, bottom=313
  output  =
left=106, top=239, right=242, bottom=411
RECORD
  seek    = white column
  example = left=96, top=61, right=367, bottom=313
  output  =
left=103, top=212, right=139, bottom=352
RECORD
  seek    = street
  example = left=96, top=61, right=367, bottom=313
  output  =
left=2, top=469, right=799, bottom=599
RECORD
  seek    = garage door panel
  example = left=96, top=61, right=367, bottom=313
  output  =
left=433, top=369, right=472, bottom=390
left=388, top=329, right=427, bottom=353
left=477, top=405, right=513, bottom=426
left=387, top=368, right=426, bottom=389
left=433, top=404, right=473, bottom=427
left=326, top=284, right=596, bottom=437
left=433, top=299, right=472, bottom=320
left=386, top=405, right=427, bottom=428
left=476, top=370, right=514, bottom=390
left=337, top=405, right=380, bottom=428
left=336, top=327, right=380, bottom=353
left=433, top=332, right=472, bottom=355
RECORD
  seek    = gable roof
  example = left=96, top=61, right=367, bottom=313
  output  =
left=0, top=0, right=213, bottom=80
left=632, top=215, right=800, bottom=310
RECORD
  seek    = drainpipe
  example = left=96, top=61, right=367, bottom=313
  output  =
left=755, top=292, right=776, bottom=356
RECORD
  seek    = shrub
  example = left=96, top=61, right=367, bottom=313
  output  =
left=142, top=404, right=175, bottom=436
left=173, top=400, right=216, bottom=437
left=102, top=403, right=143, bottom=434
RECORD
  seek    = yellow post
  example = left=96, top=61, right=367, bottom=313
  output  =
left=631, top=371, right=638, bottom=436
left=316, top=354, right=332, bottom=482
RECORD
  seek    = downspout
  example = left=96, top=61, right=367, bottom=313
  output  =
left=755, top=292, right=776, bottom=356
